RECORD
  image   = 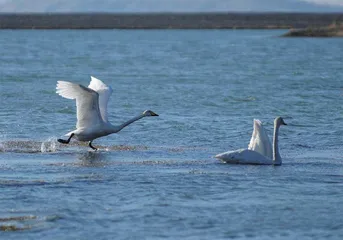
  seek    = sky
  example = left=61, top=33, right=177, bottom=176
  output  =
left=0, top=0, right=342, bottom=12
left=304, top=0, right=343, bottom=5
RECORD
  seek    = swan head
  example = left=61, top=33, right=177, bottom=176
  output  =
left=143, top=110, right=159, bottom=117
left=275, top=117, right=287, bottom=126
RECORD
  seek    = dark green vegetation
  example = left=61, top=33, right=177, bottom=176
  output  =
left=0, top=12, right=342, bottom=29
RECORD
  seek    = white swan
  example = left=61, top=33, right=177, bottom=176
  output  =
left=215, top=117, right=287, bottom=165
left=56, top=76, right=159, bottom=150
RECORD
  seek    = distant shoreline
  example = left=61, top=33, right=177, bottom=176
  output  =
left=282, top=22, right=343, bottom=37
left=0, top=12, right=342, bottom=29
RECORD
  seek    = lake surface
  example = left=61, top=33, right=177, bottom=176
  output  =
left=0, top=29, right=342, bottom=239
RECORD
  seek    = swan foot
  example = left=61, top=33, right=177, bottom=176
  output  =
left=89, top=141, right=97, bottom=151
left=57, top=133, right=74, bottom=144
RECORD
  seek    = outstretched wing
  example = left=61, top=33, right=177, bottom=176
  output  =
left=56, top=81, right=103, bottom=129
left=88, top=76, right=113, bottom=123
left=248, top=119, right=272, bottom=159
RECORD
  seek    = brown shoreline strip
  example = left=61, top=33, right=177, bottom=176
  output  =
left=0, top=215, right=37, bottom=222
left=0, top=12, right=342, bottom=29
left=282, top=22, right=343, bottom=37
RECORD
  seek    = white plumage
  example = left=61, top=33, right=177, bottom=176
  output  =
left=57, top=80, right=102, bottom=130
left=56, top=76, right=158, bottom=150
left=247, top=119, right=273, bottom=159
left=88, top=76, right=113, bottom=123
left=215, top=117, right=287, bottom=165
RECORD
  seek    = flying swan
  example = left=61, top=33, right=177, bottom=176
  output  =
left=56, top=76, right=158, bottom=150
left=215, top=117, right=287, bottom=165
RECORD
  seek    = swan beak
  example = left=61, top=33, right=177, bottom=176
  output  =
left=151, top=111, right=159, bottom=117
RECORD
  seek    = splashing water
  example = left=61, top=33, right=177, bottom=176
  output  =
left=40, top=138, right=57, bottom=153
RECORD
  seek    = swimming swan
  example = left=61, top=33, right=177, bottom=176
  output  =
left=215, top=117, right=287, bottom=165
left=56, top=76, right=158, bottom=150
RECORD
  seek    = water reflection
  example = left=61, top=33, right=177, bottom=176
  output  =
left=76, top=151, right=111, bottom=167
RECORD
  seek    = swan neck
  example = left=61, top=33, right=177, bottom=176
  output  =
left=273, top=122, right=282, bottom=165
left=111, top=113, right=145, bottom=133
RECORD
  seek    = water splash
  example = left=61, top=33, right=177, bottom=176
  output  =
left=40, top=137, right=57, bottom=153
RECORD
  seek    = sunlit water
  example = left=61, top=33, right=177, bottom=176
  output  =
left=0, top=29, right=342, bottom=239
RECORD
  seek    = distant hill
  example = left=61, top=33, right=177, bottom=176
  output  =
left=0, top=13, right=342, bottom=29
left=0, top=0, right=342, bottom=13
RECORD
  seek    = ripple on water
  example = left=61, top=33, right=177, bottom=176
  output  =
left=0, top=139, right=153, bottom=154
left=0, top=140, right=43, bottom=153
left=0, top=30, right=342, bottom=239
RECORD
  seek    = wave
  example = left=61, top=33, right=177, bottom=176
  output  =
left=0, top=139, right=153, bottom=153
left=0, top=138, right=210, bottom=154
left=0, top=138, right=57, bottom=153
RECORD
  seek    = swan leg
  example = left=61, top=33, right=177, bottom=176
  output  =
left=88, top=141, right=97, bottom=151
left=58, top=133, right=74, bottom=144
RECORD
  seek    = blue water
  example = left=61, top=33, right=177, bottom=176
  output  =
left=0, top=29, right=342, bottom=239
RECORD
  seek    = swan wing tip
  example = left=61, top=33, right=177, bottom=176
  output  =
left=55, top=81, right=79, bottom=99
left=88, top=76, right=111, bottom=90
left=253, top=119, right=262, bottom=126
